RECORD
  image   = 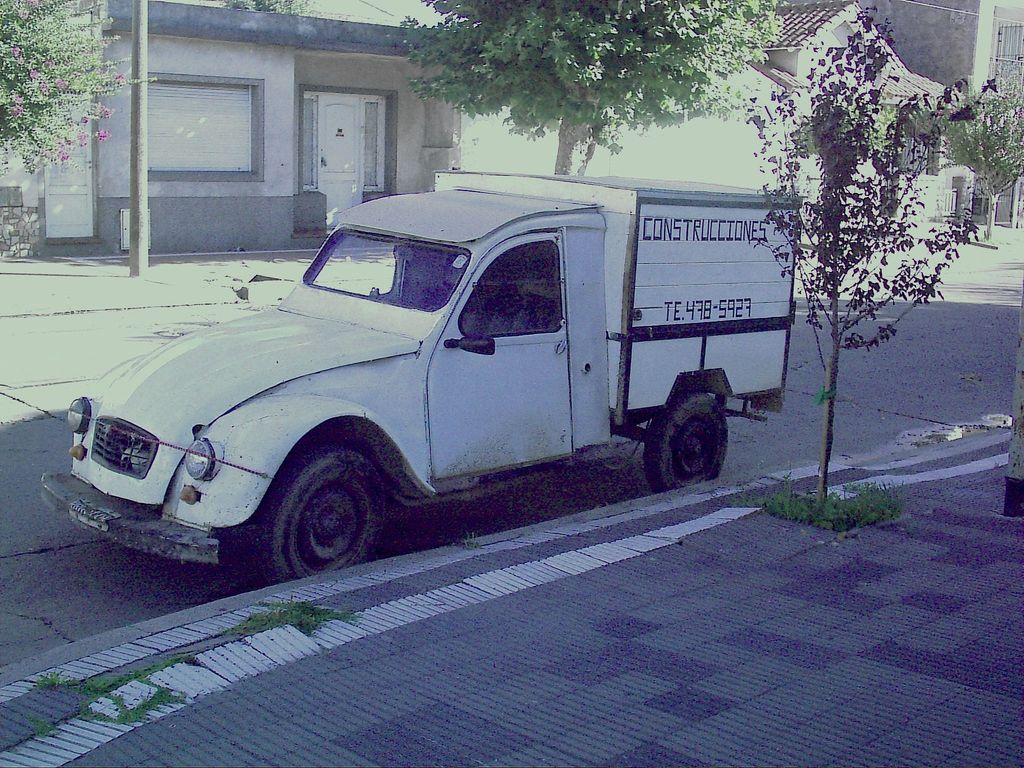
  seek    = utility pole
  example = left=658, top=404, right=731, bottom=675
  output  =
left=128, top=0, right=149, bottom=277
left=1005, top=274, right=1024, bottom=517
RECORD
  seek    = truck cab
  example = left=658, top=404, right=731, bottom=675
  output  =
left=43, top=174, right=794, bottom=581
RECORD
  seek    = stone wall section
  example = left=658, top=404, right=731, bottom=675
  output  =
left=0, top=188, right=40, bottom=259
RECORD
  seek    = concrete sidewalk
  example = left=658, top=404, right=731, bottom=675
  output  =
left=0, top=435, right=1019, bottom=767
left=0, top=252, right=314, bottom=424
left=0, top=252, right=314, bottom=318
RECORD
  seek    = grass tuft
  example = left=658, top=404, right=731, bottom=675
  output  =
left=757, top=482, right=902, bottom=532
left=27, top=716, right=55, bottom=738
left=113, top=686, right=183, bottom=724
left=226, top=601, right=357, bottom=637
left=33, top=672, right=74, bottom=690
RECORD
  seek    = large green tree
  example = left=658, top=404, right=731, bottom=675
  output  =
left=406, top=0, right=779, bottom=175
left=0, top=0, right=122, bottom=171
left=946, top=84, right=1024, bottom=240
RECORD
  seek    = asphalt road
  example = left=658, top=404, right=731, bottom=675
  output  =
left=0, top=239, right=1019, bottom=670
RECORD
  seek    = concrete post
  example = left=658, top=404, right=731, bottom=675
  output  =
left=128, top=0, right=149, bottom=277
left=1005, top=274, right=1024, bottom=516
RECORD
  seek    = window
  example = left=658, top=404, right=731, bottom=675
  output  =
left=149, top=79, right=260, bottom=175
left=305, top=230, right=469, bottom=312
left=459, top=241, right=563, bottom=338
left=995, top=24, right=1024, bottom=89
left=302, top=95, right=318, bottom=190
left=362, top=99, right=383, bottom=190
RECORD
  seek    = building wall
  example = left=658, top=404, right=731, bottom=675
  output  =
left=872, top=0, right=983, bottom=86
left=8, top=16, right=459, bottom=258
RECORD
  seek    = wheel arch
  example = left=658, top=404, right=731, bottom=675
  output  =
left=668, top=369, right=733, bottom=406
left=286, top=415, right=433, bottom=503
left=165, top=394, right=433, bottom=531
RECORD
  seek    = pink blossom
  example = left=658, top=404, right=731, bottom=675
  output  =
left=55, top=78, right=68, bottom=90
left=38, top=80, right=50, bottom=95
left=29, top=69, right=40, bottom=80
left=77, top=132, right=89, bottom=147
left=12, top=94, right=23, bottom=105
left=96, top=129, right=111, bottom=142
left=11, top=104, right=24, bottom=117
left=114, top=73, right=126, bottom=85
left=11, top=47, right=21, bottom=59
left=80, top=115, right=90, bottom=125
left=45, top=59, right=54, bottom=68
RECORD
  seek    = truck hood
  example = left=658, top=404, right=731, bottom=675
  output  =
left=97, top=309, right=420, bottom=442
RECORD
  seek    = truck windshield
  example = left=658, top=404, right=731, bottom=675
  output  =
left=304, top=230, right=470, bottom=312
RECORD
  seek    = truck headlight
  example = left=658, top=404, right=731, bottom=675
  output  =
left=185, top=438, right=219, bottom=481
left=67, top=397, right=92, bottom=434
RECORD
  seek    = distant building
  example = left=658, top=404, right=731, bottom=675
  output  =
left=788, top=0, right=1024, bottom=225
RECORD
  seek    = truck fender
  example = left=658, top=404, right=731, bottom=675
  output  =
left=163, top=393, right=434, bottom=529
left=668, top=369, right=733, bottom=405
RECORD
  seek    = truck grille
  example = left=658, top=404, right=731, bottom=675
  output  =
left=91, top=419, right=159, bottom=479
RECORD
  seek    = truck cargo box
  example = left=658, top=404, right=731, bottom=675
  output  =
left=435, top=172, right=795, bottom=422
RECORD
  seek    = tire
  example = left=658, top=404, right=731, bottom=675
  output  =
left=643, top=393, right=728, bottom=493
left=254, top=445, right=383, bottom=582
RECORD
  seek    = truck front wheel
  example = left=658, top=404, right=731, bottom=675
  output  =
left=643, top=394, right=727, bottom=493
left=254, top=445, right=383, bottom=582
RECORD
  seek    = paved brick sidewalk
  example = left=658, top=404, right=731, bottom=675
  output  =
left=0, top=452, right=1014, bottom=768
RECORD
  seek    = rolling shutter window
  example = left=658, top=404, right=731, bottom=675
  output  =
left=149, top=83, right=252, bottom=172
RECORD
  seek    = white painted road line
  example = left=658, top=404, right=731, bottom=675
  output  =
left=837, top=453, right=1008, bottom=492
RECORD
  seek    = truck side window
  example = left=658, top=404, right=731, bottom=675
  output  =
left=459, top=241, right=563, bottom=338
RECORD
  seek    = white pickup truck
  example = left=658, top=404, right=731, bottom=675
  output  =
left=42, top=173, right=794, bottom=580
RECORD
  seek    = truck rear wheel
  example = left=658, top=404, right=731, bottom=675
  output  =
left=254, top=445, right=382, bottom=582
left=643, top=394, right=727, bottom=493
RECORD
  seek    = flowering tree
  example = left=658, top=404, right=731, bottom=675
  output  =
left=753, top=13, right=977, bottom=503
left=0, top=0, right=123, bottom=171
left=946, top=84, right=1024, bottom=240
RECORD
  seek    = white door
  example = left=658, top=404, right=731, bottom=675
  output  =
left=44, top=141, right=94, bottom=238
left=316, top=93, right=362, bottom=227
left=427, top=235, right=573, bottom=479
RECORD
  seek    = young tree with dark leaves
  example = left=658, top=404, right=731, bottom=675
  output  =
left=405, top=0, right=780, bottom=176
left=753, top=13, right=976, bottom=503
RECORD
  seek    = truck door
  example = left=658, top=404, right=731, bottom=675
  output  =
left=427, top=234, right=572, bottom=479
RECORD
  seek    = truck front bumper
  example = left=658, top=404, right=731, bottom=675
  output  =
left=41, top=472, right=220, bottom=565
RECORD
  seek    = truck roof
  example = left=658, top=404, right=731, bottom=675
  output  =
left=456, top=173, right=761, bottom=197
left=338, top=189, right=599, bottom=244
left=434, top=172, right=781, bottom=214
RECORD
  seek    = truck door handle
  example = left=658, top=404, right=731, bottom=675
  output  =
left=555, top=339, right=567, bottom=355
left=444, top=336, right=495, bottom=355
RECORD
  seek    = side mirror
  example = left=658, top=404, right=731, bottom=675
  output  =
left=443, top=336, right=495, bottom=355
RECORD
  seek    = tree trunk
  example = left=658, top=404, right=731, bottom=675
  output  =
left=554, top=120, right=596, bottom=176
left=986, top=194, right=997, bottom=241
left=816, top=296, right=842, bottom=504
